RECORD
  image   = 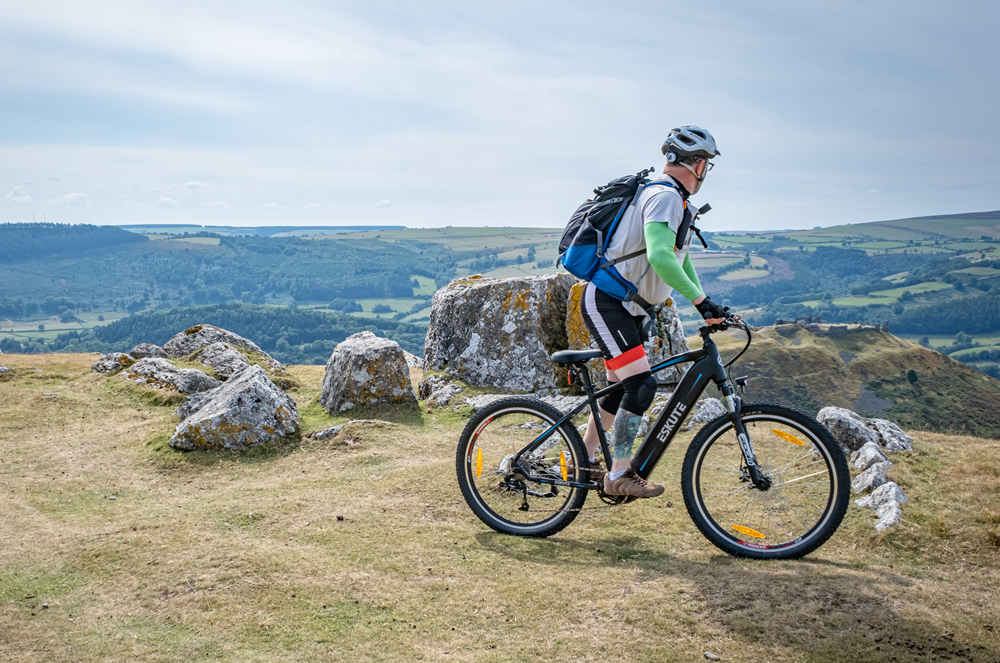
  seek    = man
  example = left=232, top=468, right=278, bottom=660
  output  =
left=579, top=125, right=729, bottom=498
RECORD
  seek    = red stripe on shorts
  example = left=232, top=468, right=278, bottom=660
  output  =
left=604, top=344, right=645, bottom=371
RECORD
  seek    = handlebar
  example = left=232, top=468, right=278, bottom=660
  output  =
left=697, top=315, right=752, bottom=370
left=698, top=314, right=747, bottom=338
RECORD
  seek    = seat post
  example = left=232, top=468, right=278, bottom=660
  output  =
left=576, top=362, right=597, bottom=398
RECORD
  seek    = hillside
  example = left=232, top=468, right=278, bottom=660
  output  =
left=714, top=323, right=1000, bottom=437
left=0, top=353, right=998, bottom=662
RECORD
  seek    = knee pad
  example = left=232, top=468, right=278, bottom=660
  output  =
left=620, top=372, right=656, bottom=415
left=598, top=382, right=623, bottom=416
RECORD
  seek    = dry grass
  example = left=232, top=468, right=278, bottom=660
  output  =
left=1, top=353, right=999, bottom=662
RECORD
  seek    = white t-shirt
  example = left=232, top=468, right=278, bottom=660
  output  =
left=603, top=174, right=694, bottom=316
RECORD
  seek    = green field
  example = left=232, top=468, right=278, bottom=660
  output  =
left=410, top=276, right=437, bottom=296
left=869, top=281, right=952, bottom=299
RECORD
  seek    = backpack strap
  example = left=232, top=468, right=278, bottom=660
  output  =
left=603, top=180, right=684, bottom=266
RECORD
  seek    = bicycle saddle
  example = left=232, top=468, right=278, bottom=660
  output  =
left=549, top=349, right=603, bottom=364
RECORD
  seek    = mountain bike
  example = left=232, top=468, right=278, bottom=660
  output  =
left=455, top=317, right=850, bottom=559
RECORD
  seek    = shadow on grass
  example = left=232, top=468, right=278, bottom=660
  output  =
left=299, top=397, right=426, bottom=435
left=474, top=531, right=996, bottom=662
left=144, top=431, right=301, bottom=468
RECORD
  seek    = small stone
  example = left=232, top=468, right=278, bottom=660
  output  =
left=41, top=603, right=49, bottom=609
left=128, top=343, right=166, bottom=359
left=704, top=652, right=721, bottom=661
left=855, top=481, right=907, bottom=510
left=852, top=461, right=892, bottom=494
left=336, top=515, right=344, bottom=521
left=850, top=441, right=889, bottom=471
left=874, top=500, right=902, bottom=531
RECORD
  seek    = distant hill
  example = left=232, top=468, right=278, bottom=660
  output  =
left=717, top=323, right=1000, bottom=437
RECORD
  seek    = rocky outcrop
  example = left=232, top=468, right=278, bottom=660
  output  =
left=855, top=481, right=907, bottom=532
left=565, top=283, right=690, bottom=385
left=124, top=358, right=220, bottom=394
left=852, top=460, right=892, bottom=494
left=818, top=406, right=914, bottom=455
left=193, top=342, right=251, bottom=380
left=320, top=331, right=417, bottom=413
left=868, top=418, right=913, bottom=452
left=92, top=352, right=135, bottom=374
left=170, top=365, right=299, bottom=451
left=850, top=441, right=889, bottom=471
left=683, top=398, right=727, bottom=431
left=163, top=324, right=284, bottom=371
left=817, top=407, right=880, bottom=451
left=424, top=273, right=576, bottom=392
left=129, top=343, right=166, bottom=359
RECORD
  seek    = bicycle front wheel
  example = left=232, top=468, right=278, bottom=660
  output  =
left=682, top=403, right=850, bottom=559
left=456, top=397, right=588, bottom=537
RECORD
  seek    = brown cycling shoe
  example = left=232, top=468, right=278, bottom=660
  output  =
left=603, top=470, right=664, bottom=498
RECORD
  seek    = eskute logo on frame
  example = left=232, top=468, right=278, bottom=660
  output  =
left=657, top=402, right=688, bottom=442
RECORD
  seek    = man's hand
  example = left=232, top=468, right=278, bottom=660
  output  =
left=694, top=295, right=729, bottom=325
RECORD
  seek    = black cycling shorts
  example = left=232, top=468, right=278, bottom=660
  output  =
left=579, top=282, right=648, bottom=370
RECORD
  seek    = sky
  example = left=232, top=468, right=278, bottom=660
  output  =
left=1, top=1, right=997, bottom=231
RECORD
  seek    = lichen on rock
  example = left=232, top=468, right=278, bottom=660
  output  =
left=170, top=365, right=300, bottom=451
left=320, top=331, right=417, bottom=413
left=124, top=358, right=220, bottom=394
left=424, top=273, right=576, bottom=392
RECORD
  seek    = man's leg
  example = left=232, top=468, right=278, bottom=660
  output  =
left=604, top=353, right=654, bottom=476
left=582, top=368, right=620, bottom=461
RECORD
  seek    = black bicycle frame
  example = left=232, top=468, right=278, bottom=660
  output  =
left=512, top=330, right=762, bottom=491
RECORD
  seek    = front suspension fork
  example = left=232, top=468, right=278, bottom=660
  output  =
left=724, top=392, right=771, bottom=490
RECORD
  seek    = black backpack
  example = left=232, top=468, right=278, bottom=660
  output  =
left=557, top=169, right=709, bottom=303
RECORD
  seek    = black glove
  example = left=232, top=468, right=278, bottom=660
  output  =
left=696, top=297, right=729, bottom=321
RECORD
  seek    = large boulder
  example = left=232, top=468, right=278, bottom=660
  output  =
left=193, top=342, right=251, bottom=380
left=92, top=352, right=135, bottom=374
left=170, top=365, right=300, bottom=451
left=850, top=441, right=889, bottom=471
left=320, top=331, right=417, bottom=413
left=565, top=282, right=689, bottom=385
left=851, top=460, right=891, bottom=494
left=124, top=358, right=221, bottom=394
left=424, top=273, right=576, bottom=392
left=129, top=343, right=167, bottom=359
left=163, top=324, right=284, bottom=371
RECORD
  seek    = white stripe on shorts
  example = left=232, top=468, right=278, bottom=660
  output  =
left=583, top=282, right=623, bottom=356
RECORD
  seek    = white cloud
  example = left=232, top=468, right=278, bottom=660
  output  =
left=184, top=181, right=209, bottom=191
left=5, top=185, right=32, bottom=204
left=60, top=192, right=87, bottom=205
left=374, top=199, right=392, bottom=209
left=157, top=196, right=178, bottom=208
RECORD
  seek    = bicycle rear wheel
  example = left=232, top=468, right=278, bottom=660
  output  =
left=681, top=403, right=850, bottom=559
left=456, top=397, right=588, bottom=537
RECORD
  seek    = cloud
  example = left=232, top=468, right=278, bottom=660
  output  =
left=263, top=202, right=281, bottom=208
left=203, top=200, right=229, bottom=208
left=304, top=202, right=322, bottom=209
left=5, top=186, right=32, bottom=204
left=184, top=180, right=208, bottom=191
left=157, top=196, right=178, bottom=208
left=60, top=192, right=87, bottom=205
left=374, top=199, right=392, bottom=209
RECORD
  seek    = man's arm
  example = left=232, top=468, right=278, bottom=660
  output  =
left=682, top=253, right=703, bottom=295
left=643, top=222, right=704, bottom=304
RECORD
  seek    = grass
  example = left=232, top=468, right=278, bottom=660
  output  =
left=411, top=276, right=437, bottom=296
left=718, top=268, right=769, bottom=281
left=1, top=352, right=999, bottom=661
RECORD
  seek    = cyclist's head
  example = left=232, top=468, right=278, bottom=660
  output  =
left=661, top=125, right=719, bottom=194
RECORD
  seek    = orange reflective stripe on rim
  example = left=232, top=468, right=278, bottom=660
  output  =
left=604, top=344, right=646, bottom=371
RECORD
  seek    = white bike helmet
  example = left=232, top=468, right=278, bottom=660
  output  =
left=661, top=125, right=720, bottom=163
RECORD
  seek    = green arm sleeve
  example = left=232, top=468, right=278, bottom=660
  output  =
left=682, top=252, right=703, bottom=295
left=644, top=222, right=705, bottom=303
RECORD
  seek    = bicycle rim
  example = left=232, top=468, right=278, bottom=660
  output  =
left=461, top=406, right=584, bottom=533
left=689, top=412, right=843, bottom=556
